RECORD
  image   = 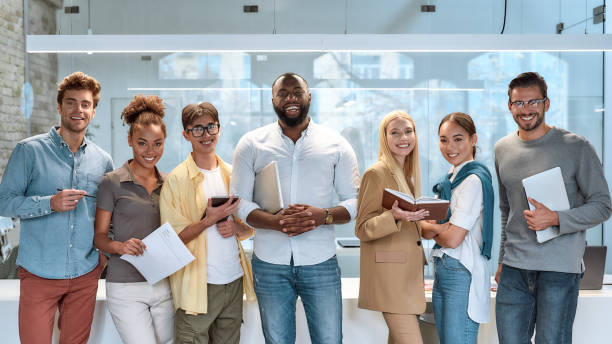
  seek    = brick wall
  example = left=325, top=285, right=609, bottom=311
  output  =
left=0, top=0, right=61, bottom=178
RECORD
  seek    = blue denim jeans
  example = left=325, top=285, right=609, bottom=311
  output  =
left=495, top=264, right=581, bottom=344
left=433, top=255, right=479, bottom=344
left=251, top=254, right=342, bottom=344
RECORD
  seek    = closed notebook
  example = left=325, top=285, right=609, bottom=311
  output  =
left=382, top=188, right=450, bottom=221
left=253, top=161, right=284, bottom=214
left=521, top=167, right=570, bottom=243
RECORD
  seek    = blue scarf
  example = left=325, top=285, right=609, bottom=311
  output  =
left=432, top=161, right=494, bottom=260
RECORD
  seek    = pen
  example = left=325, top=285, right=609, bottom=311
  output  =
left=56, top=188, right=96, bottom=198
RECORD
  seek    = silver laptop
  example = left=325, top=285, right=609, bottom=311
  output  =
left=253, top=161, right=284, bottom=214
left=579, top=246, right=607, bottom=290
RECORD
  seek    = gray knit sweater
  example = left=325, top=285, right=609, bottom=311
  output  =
left=494, top=126, right=612, bottom=273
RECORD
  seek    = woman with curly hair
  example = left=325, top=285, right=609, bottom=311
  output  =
left=94, top=95, right=174, bottom=343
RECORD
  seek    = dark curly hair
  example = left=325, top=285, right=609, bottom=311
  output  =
left=121, top=95, right=166, bottom=137
left=57, top=71, right=102, bottom=108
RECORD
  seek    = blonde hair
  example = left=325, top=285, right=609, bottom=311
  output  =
left=378, top=110, right=422, bottom=197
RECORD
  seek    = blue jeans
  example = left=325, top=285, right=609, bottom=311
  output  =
left=251, top=254, right=342, bottom=344
left=495, top=264, right=581, bottom=344
left=433, top=255, right=479, bottom=344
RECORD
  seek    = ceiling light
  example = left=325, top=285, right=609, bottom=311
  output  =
left=26, top=34, right=612, bottom=53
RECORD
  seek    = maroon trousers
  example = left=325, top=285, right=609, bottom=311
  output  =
left=18, top=255, right=106, bottom=344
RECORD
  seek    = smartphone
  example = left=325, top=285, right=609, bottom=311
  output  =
left=210, top=196, right=239, bottom=207
left=201, top=196, right=239, bottom=222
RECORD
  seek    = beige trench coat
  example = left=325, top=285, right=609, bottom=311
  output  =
left=355, top=161, right=426, bottom=314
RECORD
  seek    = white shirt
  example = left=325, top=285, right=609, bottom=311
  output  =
left=431, top=160, right=491, bottom=323
left=200, top=167, right=243, bottom=285
left=230, top=120, right=360, bottom=266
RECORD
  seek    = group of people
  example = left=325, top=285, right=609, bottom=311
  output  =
left=0, top=70, right=610, bottom=344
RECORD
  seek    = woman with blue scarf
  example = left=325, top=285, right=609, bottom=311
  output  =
left=420, top=112, right=494, bottom=344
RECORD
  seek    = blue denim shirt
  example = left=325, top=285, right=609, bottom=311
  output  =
left=0, top=127, right=113, bottom=279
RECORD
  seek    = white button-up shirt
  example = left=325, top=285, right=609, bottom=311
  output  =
left=230, top=120, right=360, bottom=266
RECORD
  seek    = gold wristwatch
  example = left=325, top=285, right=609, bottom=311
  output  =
left=324, top=208, right=333, bottom=225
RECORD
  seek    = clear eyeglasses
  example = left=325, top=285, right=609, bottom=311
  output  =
left=509, top=98, right=547, bottom=109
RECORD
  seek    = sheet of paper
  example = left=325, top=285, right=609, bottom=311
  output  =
left=121, top=222, right=195, bottom=285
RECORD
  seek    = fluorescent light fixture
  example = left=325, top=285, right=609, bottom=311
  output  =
left=27, top=34, right=612, bottom=53
left=128, top=88, right=270, bottom=91
left=127, top=87, right=484, bottom=92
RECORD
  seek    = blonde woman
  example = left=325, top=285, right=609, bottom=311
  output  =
left=356, top=110, right=428, bottom=344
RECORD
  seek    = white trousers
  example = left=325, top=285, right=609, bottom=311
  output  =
left=106, top=279, right=174, bottom=344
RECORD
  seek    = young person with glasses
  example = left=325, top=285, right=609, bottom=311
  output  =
left=494, top=72, right=612, bottom=344
left=94, top=95, right=174, bottom=344
left=159, top=102, right=255, bottom=344
left=420, top=112, right=494, bottom=344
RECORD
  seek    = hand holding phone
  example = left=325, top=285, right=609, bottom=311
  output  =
left=201, top=196, right=240, bottom=223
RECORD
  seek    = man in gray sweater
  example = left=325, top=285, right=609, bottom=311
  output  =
left=494, top=72, right=612, bottom=344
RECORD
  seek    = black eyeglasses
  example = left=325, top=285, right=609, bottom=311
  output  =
left=509, top=97, right=547, bottom=109
left=185, top=123, right=220, bottom=137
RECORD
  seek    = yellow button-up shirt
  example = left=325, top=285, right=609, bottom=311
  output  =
left=160, top=153, right=255, bottom=314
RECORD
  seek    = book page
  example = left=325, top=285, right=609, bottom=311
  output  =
left=415, top=196, right=447, bottom=204
left=384, top=188, right=415, bottom=203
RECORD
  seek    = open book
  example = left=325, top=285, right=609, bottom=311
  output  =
left=382, top=188, right=450, bottom=221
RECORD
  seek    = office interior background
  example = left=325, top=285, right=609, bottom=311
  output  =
left=0, top=0, right=611, bottom=278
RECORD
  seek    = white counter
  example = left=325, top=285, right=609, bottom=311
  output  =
left=0, top=279, right=611, bottom=343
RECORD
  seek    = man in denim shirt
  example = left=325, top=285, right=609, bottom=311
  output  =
left=0, top=72, right=113, bottom=344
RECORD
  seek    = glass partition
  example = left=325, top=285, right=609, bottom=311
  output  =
left=47, top=49, right=605, bottom=276
left=13, top=0, right=607, bottom=277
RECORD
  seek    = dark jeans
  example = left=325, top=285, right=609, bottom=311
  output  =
left=495, top=264, right=581, bottom=344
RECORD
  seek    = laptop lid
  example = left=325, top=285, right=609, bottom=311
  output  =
left=579, top=246, right=607, bottom=290
left=337, top=238, right=360, bottom=248
left=253, top=161, right=284, bottom=214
